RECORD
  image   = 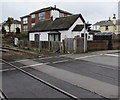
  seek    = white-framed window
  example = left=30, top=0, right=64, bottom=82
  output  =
left=31, top=14, right=35, bottom=19
left=39, top=12, right=45, bottom=20
left=23, top=25, right=28, bottom=32
left=16, top=24, right=20, bottom=28
left=23, top=18, right=28, bottom=24
left=59, top=13, right=64, bottom=17
left=48, top=34, right=60, bottom=41
left=32, top=23, right=35, bottom=27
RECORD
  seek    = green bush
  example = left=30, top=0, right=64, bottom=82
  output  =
left=17, top=32, right=28, bottom=40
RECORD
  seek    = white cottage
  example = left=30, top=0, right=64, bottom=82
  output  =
left=29, top=14, right=92, bottom=42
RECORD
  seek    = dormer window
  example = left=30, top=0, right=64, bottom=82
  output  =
left=59, top=13, right=64, bottom=17
left=39, top=12, right=45, bottom=20
left=31, top=14, right=35, bottom=19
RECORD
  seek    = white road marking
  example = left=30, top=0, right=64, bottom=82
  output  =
left=0, top=68, right=16, bottom=72
left=1, top=63, right=44, bottom=72
left=104, top=54, right=119, bottom=57
left=10, top=59, right=30, bottom=63
left=1, top=62, right=51, bottom=72
left=75, top=54, right=102, bottom=60
left=39, top=56, right=60, bottom=60
left=53, top=60, right=69, bottom=64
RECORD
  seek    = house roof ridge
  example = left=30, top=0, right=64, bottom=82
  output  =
left=55, top=14, right=81, bottom=20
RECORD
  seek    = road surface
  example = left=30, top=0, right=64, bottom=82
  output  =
left=1, top=52, right=119, bottom=99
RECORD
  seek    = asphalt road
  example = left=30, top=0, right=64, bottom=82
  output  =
left=1, top=52, right=119, bottom=99
left=2, top=66, right=68, bottom=98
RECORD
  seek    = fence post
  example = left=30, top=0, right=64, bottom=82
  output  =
left=62, top=40, right=65, bottom=53
left=49, top=41, right=51, bottom=51
left=28, top=41, right=31, bottom=48
left=73, top=38, right=77, bottom=53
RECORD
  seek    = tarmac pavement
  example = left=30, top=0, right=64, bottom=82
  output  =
left=2, top=50, right=119, bottom=99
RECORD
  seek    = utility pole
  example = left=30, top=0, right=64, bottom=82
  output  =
left=38, top=33, right=41, bottom=53
left=84, top=22, right=89, bottom=53
left=84, top=22, right=86, bottom=53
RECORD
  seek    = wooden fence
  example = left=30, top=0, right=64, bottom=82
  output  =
left=17, top=37, right=120, bottom=53
left=63, top=38, right=74, bottom=53
left=18, top=40, right=61, bottom=52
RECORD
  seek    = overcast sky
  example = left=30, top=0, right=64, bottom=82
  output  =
left=1, top=0, right=119, bottom=24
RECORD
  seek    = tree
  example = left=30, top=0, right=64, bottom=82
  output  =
left=6, top=17, right=13, bottom=33
left=2, top=26, right=6, bottom=34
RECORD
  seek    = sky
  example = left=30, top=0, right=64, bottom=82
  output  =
left=0, top=0, right=119, bottom=24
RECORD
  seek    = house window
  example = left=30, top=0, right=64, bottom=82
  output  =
left=23, top=18, right=28, bottom=24
left=81, top=33, right=87, bottom=38
left=48, top=34, right=61, bottom=41
left=31, top=14, right=35, bottom=19
left=49, top=35, right=54, bottom=41
left=16, top=24, right=20, bottom=28
left=32, top=23, right=35, bottom=27
left=23, top=25, right=28, bottom=32
left=105, top=26, right=108, bottom=30
left=39, top=12, right=45, bottom=20
left=59, top=13, right=64, bottom=17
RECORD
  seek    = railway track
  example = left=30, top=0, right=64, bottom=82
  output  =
left=0, top=89, right=8, bottom=100
left=1, top=59, right=79, bottom=100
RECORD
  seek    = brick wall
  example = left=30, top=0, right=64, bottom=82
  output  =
left=45, top=11, right=51, bottom=20
left=21, top=18, right=24, bottom=32
left=28, top=16, right=32, bottom=31
left=112, top=40, right=120, bottom=49
left=35, top=13, right=39, bottom=23
left=87, top=40, right=108, bottom=51
left=31, top=18, right=35, bottom=23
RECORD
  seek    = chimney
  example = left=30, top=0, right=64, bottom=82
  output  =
left=51, top=5, right=59, bottom=20
left=54, top=5, right=56, bottom=9
left=108, top=17, right=111, bottom=21
left=113, top=14, right=116, bottom=19
left=113, top=14, right=116, bottom=25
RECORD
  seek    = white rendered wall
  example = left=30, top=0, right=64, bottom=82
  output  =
left=4, top=24, right=21, bottom=32
left=60, top=17, right=84, bottom=41
left=29, top=32, right=49, bottom=41
left=51, top=10, right=59, bottom=20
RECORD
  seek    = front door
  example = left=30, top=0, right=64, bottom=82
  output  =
left=35, top=34, right=39, bottom=41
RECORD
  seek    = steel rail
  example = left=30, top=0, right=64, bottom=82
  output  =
left=0, top=89, right=8, bottom=100
left=1, top=59, right=80, bottom=100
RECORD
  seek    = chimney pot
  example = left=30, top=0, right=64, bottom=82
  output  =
left=113, top=14, right=116, bottom=19
left=54, top=5, right=56, bottom=9
left=108, top=17, right=111, bottom=21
